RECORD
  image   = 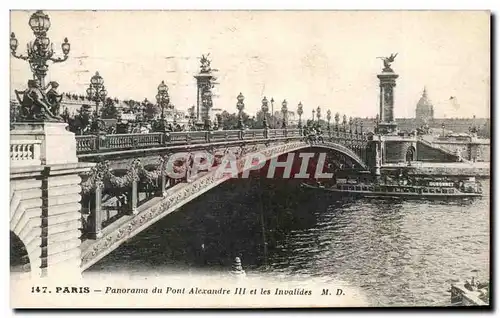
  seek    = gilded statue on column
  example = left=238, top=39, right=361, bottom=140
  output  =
left=200, top=54, right=212, bottom=73
left=377, top=53, right=398, bottom=72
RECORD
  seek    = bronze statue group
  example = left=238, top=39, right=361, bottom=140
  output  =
left=14, top=79, right=63, bottom=122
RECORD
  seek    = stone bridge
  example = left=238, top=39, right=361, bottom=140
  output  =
left=10, top=124, right=372, bottom=277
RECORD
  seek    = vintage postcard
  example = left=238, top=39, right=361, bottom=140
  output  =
left=9, top=10, right=490, bottom=308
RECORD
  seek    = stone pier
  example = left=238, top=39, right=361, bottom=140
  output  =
left=377, top=67, right=399, bottom=134
left=10, top=122, right=93, bottom=278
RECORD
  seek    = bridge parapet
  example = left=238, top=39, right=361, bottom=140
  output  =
left=11, top=139, right=42, bottom=167
left=74, top=128, right=363, bottom=155
left=75, top=129, right=292, bottom=154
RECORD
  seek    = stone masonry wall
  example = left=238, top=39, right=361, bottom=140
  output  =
left=10, top=163, right=93, bottom=277
left=416, top=141, right=458, bottom=162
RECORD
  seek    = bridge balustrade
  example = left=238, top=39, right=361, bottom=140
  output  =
left=286, top=129, right=302, bottom=138
left=241, top=129, right=266, bottom=140
left=100, top=133, right=164, bottom=150
left=10, top=139, right=42, bottom=167
left=267, top=129, right=285, bottom=138
left=76, top=135, right=98, bottom=153
left=75, top=129, right=307, bottom=154
left=169, top=131, right=207, bottom=145
left=211, top=130, right=241, bottom=142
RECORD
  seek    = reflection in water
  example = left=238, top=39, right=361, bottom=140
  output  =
left=87, top=177, right=490, bottom=306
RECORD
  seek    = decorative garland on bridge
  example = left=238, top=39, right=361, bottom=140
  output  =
left=81, top=156, right=168, bottom=194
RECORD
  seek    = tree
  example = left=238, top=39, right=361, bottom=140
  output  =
left=242, top=113, right=257, bottom=128
left=477, top=120, right=490, bottom=138
left=218, top=111, right=258, bottom=129
left=67, top=104, right=92, bottom=134
left=101, top=98, right=119, bottom=119
left=188, top=105, right=196, bottom=119
left=253, top=110, right=278, bottom=129
left=219, top=111, right=239, bottom=130
left=144, top=102, right=160, bottom=121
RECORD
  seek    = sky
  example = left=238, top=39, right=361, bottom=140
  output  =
left=9, top=10, right=490, bottom=118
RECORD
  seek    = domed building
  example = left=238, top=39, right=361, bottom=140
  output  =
left=415, top=87, right=434, bottom=124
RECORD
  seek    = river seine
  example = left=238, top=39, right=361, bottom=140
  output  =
left=86, top=177, right=490, bottom=307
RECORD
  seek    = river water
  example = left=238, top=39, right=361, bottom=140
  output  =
left=86, top=177, right=490, bottom=307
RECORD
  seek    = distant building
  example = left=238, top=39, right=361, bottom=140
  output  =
left=10, top=91, right=196, bottom=126
left=273, top=110, right=297, bottom=125
left=120, top=113, right=136, bottom=121
left=357, top=117, right=490, bottom=138
left=353, top=86, right=489, bottom=138
left=415, top=87, right=434, bottom=125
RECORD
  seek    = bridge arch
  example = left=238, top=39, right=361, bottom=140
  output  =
left=81, top=140, right=368, bottom=270
left=10, top=231, right=31, bottom=273
left=10, top=192, right=42, bottom=276
left=293, top=141, right=368, bottom=170
left=406, top=145, right=416, bottom=162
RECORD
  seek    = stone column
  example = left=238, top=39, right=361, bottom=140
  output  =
left=377, top=71, right=399, bottom=134
left=88, top=183, right=103, bottom=239
left=194, top=73, right=215, bottom=126
left=367, top=135, right=382, bottom=178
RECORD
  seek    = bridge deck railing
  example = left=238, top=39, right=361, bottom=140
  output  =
left=75, top=129, right=306, bottom=154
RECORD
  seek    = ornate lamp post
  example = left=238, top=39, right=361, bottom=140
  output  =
left=236, top=92, right=245, bottom=129
left=316, top=106, right=321, bottom=124
left=442, top=123, right=445, bottom=137
left=349, top=116, right=353, bottom=134
left=156, top=80, right=169, bottom=132
left=86, top=71, right=107, bottom=119
left=326, top=109, right=332, bottom=132
left=261, top=96, right=269, bottom=128
left=312, top=109, right=315, bottom=123
left=281, top=99, right=288, bottom=128
left=335, top=112, right=340, bottom=131
left=10, top=10, right=71, bottom=89
left=342, top=114, right=347, bottom=131
left=297, top=102, right=303, bottom=129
